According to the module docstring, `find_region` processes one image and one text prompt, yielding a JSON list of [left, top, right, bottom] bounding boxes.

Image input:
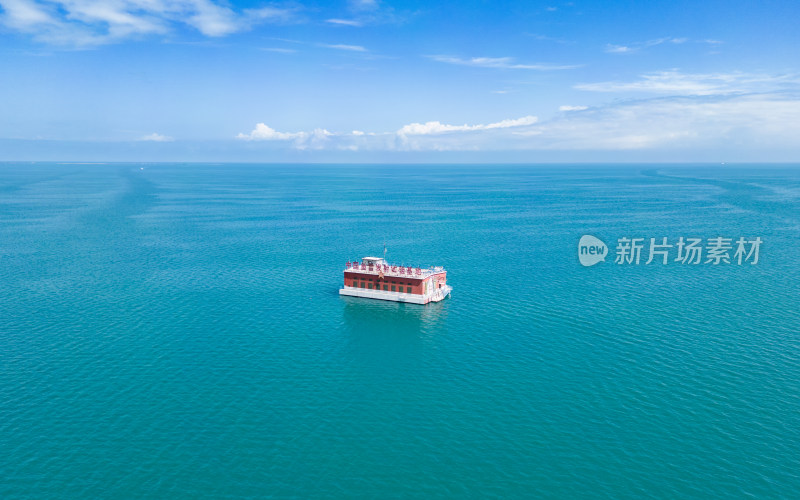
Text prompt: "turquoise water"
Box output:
[[1, 163, 799, 498]]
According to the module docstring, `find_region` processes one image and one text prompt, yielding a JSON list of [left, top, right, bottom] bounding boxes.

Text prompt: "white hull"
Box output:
[[339, 285, 451, 304]]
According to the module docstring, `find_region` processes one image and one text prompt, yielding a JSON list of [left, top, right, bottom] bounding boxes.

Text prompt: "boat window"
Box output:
[[406, 286, 412, 293], [391, 285, 396, 292]]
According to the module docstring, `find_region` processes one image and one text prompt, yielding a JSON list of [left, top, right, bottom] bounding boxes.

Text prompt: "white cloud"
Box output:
[[428, 55, 578, 70], [237, 116, 539, 152], [321, 43, 367, 52], [0, 0, 55, 29], [325, 18, 363, 27], [235, 116, 537, 151], [234, 93, 800, 153], [236, 123, 305, 141], [182, 0, 239, 36], [393, 116, 539, 151], [575, 70, 800, 95], [139, 132, 174, 142], [397, 116, 537, 136], [559, 105, 588, 111], [0, 0, 298, 46], [236, 123, 338, 150]]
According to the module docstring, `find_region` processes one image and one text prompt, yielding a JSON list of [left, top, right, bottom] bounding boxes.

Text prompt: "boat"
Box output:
[[339, 256, 452, 304]]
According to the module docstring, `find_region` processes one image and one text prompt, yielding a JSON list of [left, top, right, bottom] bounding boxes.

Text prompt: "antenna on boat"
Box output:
[[378, 241, 387, 280]]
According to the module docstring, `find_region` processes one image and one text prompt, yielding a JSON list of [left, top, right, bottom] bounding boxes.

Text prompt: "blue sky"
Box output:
[[1, 0, 799, 162]]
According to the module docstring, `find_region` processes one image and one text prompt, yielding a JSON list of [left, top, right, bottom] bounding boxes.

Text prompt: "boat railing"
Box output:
[[346, 262, 436, 276]]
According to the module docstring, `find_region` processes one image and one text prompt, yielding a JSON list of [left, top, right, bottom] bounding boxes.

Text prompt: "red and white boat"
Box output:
[[339, 256, 452, 304]]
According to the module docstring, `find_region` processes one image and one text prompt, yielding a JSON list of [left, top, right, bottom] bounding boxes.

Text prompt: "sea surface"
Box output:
[[1, 163, 799, 498]]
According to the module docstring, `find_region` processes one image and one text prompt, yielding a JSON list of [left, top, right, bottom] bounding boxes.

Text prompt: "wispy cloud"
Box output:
[[321, 43, 368, 52], [234, 92, 800, 152], [262, 38, 371, 56], [349, 0, 378, 11], [245, 7, 297, 25], [575, 70, 800, 95], [260, 47, 297, 54], [397, 116, 538, 136], [236, 115, 539, 151], [515, 94, 800, 150], [0, 0, 300, 46], [139, 132, 174, 142], [329, 0, 403, 27], [605, 37, 688, 54], [428, 55, 578, 70], [325, 18, 363, 27], [525, 33, 574, 45]]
